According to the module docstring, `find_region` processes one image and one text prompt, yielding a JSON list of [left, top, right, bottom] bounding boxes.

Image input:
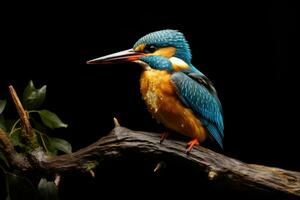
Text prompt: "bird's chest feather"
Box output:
[[140, 69, 175, 115], [140, 69, 206, 141]]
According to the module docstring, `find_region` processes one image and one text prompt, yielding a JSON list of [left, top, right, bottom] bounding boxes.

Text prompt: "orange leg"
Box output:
[[160, 132, 169, 144], [186, 138, 199, 153]]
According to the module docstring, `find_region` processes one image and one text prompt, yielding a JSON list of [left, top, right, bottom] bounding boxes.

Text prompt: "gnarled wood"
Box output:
[[1, 86, 299, 198], [39, 127, 300, 197], [2, 125, 300, 197]]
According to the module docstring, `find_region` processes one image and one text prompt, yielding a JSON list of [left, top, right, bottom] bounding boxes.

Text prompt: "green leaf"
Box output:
[[5, 172, 37, 200], [37, 133, 71, 155], [37, 133, 57, 155], [31, 118, 51, 134], [38, 110, 68, 129], [0, 99, 6, 114], [23, 80, 47, 110], [38, 178, 58, 200], [10, 129, 25, 148], [50, 137, 72, 154], [84, 161, 98, 171]]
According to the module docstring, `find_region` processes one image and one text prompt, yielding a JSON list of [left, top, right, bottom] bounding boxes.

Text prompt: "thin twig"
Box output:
[[8, 86, 35, 140], [113, 117, 120, 127], [54, 174, 61, 186]]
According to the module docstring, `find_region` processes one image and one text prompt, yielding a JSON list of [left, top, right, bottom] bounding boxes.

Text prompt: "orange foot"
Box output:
[[160, 132, 169, 144], [186, 138, 199, 153]]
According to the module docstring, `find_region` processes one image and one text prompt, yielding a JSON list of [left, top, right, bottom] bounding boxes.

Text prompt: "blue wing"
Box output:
[[171, 72, 224, 149]]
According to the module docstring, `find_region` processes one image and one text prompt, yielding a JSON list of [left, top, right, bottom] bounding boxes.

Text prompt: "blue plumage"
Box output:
[[171, 72, 224, 148], [140, 56, 173, 72], [134, 30, 192, 63], [136, 30, 224, 148], [87, 29, 224, 150]]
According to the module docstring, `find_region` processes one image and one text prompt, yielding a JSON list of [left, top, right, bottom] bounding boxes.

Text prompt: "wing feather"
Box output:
[[171, 72, 224, 148]]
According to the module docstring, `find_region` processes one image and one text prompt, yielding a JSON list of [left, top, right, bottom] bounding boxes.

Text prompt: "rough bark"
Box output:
[[2, 126, 299, 197], [1, 86, 300, 198]]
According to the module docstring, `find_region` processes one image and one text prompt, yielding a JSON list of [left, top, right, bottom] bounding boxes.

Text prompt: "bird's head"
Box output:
[[87, 29, 192, 72]]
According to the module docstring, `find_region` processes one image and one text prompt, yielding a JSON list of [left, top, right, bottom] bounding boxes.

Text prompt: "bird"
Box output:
[[87, 29, 224, 151]]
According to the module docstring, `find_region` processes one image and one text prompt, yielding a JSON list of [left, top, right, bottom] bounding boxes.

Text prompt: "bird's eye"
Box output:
[[143, 45, 157, 53]]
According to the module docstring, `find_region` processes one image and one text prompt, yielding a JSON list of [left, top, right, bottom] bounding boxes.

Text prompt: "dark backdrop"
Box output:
[[0, 1, 298, 199]]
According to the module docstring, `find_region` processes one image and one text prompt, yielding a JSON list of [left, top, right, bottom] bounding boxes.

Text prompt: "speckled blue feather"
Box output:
[[171, 72, 224, 148], [134, 30, 192, 63], [140, 56, 173, 72]]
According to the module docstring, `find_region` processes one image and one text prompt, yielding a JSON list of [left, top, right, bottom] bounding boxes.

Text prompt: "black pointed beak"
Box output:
[[86, 49, 144, 64]]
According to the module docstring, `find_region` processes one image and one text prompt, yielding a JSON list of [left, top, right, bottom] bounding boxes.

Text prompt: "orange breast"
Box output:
[[140, 69, 206, 142]]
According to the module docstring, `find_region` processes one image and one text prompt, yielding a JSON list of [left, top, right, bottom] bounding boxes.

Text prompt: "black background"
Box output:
[[0, 1, 298, 199]]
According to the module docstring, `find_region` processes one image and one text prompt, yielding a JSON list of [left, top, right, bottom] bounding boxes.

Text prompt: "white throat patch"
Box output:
[[134, 60, 151, 70], [169, 57, 189, 71]]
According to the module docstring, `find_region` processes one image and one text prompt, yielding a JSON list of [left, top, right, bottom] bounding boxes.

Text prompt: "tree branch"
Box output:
[[3, 126, 298, 197], [0, 128, 32, 169], [2, 86, 300, 197], [0, 128, 14, 153]]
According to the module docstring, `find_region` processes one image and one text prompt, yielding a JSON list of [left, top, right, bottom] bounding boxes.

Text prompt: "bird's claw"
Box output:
[[160, 132, 169, 144], [186, 138, 199, 153]]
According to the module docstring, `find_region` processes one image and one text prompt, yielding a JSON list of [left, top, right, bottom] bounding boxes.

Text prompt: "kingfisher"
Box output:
[[87, 30, 224, 151]]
